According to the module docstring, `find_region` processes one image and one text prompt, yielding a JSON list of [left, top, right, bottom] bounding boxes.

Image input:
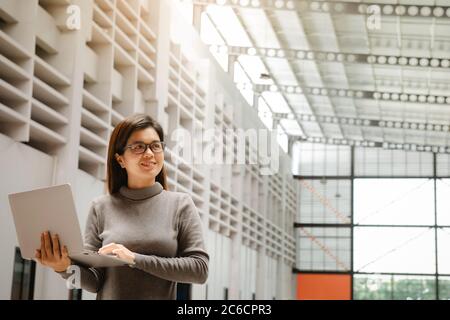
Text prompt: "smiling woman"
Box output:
[[110, 117, 167, 191], [34, 113, 209, 300]]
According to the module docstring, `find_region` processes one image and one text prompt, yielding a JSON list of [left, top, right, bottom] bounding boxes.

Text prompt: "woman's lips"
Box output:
[[140, 162, 156, 169]]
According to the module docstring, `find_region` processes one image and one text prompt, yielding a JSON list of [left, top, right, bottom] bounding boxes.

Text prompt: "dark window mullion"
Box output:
[[11, 247, 35, 300], [433, 153, 439, 299]]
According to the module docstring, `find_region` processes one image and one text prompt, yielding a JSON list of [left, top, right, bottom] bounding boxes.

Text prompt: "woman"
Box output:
[[35, 113, 209, 299]]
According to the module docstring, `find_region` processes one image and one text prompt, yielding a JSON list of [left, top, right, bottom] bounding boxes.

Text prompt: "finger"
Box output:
[[40, 233, 47, 260], [99, 247, 115, 255], [99, 242, 116, 252], [101, 242, 116, 249], [112, 249, 122, 258], [99, 243, 117, 255], [43, 231, 53, 258], [62, 245, 69, 258], [52, 234, 61, 259], [35, 249, 42, 264]]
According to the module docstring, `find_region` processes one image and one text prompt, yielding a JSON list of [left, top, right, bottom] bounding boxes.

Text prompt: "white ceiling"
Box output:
[[191, 0, 450, 148]]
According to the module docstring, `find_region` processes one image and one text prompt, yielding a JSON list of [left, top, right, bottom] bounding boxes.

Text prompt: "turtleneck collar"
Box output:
[[119, 182, 163, 201]]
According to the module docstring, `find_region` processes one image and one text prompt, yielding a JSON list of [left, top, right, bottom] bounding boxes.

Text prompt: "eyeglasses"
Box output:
[[124, 141, 165, 154]]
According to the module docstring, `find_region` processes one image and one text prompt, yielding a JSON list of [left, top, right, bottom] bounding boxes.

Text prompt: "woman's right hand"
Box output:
[[35, 231, 71, 273]]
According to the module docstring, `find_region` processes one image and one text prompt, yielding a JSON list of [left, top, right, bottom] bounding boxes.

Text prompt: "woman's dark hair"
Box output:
[[107, 113, 168, 194]]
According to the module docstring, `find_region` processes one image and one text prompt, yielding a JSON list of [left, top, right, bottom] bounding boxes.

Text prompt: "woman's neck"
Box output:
[[127, 178, 156, 189]]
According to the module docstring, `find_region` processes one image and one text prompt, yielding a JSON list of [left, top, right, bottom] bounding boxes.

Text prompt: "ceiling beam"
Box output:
[[273, 112, 450, 134], [193, 0, 450, 19], [210, 44, 450, 69], [236, 83, 450, 106], [292, 136, 450, 154]]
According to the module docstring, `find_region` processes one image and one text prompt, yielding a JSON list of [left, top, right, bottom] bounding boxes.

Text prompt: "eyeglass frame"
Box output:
[[123, 141, 166, 154]]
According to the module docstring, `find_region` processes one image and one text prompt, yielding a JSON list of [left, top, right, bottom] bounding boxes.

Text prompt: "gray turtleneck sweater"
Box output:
[[58, 182, 209, 299]]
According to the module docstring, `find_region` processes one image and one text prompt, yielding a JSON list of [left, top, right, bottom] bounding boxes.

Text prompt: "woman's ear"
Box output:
[[115, 153, 124, 168]]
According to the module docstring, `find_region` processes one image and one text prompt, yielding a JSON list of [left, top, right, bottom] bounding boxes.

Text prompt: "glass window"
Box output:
[[297, 227, 351, 272], [354, 227, 435, 274], [438, 276, 450, 300], [298, 179, 351, 224], [354, 179, 434, 225], [293, 143, 351, 177], [354, 274, 436, 300], [354, 148, 433, 177], [437, 228, 450, 274], [392, 275, 436, 300], [295, 146, 450, 299], [11, 247, 35, 300], [437, 179, 450, 225], [354, 274, 393, 300], [437, 154, 450, 177]]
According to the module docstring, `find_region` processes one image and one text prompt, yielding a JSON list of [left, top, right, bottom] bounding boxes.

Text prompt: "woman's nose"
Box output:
[[143, 146, 155, 156]]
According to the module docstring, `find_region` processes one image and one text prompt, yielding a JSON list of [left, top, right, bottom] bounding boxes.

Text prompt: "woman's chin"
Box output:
[[139, 168, 155, 175], [139, 163, 155, 171]]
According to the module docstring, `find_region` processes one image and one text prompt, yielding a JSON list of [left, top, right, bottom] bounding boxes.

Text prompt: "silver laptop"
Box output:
[[8, 184, 129, 268]]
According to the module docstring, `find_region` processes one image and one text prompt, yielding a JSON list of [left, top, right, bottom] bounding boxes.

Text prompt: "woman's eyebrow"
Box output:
[[130, 139, 159, 144]]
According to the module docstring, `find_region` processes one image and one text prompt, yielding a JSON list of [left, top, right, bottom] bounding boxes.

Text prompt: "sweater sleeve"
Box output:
[[133, 194, 209, 284], [57, 201, 105, 293]]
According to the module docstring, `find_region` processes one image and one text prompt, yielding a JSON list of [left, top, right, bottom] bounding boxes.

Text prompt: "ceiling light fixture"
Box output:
[[248, 47, 257, 55], [378, 56, 387, 64], [274, 0, 285, 9], [420, 6, 431, 16], [286, 1, 295, 9], [409, 57, 419, 66], [395, 5, 406, 15], [383, 5, 394, 14], [433, 7, 444, 16], [408, 6, 419, 16]]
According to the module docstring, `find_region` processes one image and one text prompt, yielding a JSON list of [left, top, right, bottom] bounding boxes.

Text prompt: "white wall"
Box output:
[[239, 245, 257, 299], [0, 0, 297, 300], [205, 229, 232, 299], [73, 169, 105, 300], [0, 134, 55, 299], [0, 135, 108, 300]]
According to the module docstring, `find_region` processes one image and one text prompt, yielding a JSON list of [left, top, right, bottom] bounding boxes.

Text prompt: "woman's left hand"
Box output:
[[98, 243, 136, 265]]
